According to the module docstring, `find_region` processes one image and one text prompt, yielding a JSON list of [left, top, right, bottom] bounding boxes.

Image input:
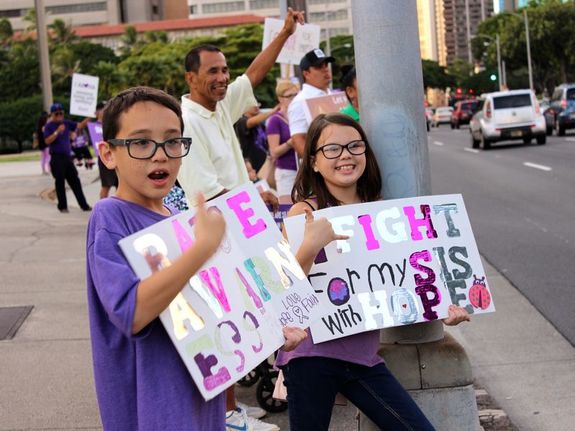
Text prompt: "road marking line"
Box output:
[[565, 137, 575, 142], [523, 162, 552, 171], [464, 148, 479, 154], [432, 141, 444, 146]]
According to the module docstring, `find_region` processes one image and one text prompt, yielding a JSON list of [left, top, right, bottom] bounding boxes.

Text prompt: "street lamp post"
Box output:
[[476, 34, 502, 91], [524, 9, 534, 90]]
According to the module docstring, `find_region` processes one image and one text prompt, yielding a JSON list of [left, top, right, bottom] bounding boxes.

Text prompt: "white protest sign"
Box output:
[[284, 195, 495, 344], [70, 73, 99, 117], [119, 183, 325, 400], [262, 18, 320, 65]]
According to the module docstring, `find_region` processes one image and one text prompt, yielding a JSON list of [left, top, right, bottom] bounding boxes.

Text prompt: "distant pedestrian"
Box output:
[[85, 101, 118, 199], [43, 103, 91, 213], [277, 113, 470, 431], [36, 111, 50, 175]]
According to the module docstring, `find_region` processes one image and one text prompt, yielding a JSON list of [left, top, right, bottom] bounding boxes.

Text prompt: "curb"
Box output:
[[476, 387, 517, 431]]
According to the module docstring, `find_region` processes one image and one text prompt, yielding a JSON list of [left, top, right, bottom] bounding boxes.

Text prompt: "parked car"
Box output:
[[539, 100, 554, 136], [432, 106, 453, 127], [450, 100, 480, 129], [425, 107, 433, 131], [548, 83, 575, 136], [469, 89, 546, 149]]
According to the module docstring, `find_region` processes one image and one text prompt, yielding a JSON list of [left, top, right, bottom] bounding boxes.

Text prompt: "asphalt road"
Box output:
[[427, 124, 575, 346]]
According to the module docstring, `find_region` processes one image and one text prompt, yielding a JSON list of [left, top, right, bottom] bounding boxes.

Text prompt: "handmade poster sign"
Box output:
[[303, 92, 349, 124], [119, 183, 324, 400], [262, 18, 320, 65], [283, 194, 495, 344]]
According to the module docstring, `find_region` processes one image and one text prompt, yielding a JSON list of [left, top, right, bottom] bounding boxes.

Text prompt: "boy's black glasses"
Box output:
[[108, 137, 192, 160], [315, 140, 367, 159]]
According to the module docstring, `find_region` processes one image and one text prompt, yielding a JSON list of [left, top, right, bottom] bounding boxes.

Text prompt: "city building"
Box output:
[[74, 14, 265, 51], [187, 0, 352, 40], [435, 0, 493, 67], [494, 0, 529, 13], [0, 0, 189, 31]]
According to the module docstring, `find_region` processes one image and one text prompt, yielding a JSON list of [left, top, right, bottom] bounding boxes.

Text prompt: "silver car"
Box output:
[[432, 106, 453, 127], [470, 89, 546, 149]]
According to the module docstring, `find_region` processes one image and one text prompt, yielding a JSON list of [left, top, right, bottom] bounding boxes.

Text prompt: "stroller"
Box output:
[[237, 354, 287, 413]]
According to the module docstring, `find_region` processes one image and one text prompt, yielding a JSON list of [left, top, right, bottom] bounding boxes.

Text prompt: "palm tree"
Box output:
[[48, 19, 77, 44]]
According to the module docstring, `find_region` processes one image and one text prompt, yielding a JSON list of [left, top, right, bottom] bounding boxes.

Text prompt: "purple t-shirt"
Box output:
[[276, 198, 383, 369], [86, 197, 224, 430], [275, 327, 383, 368], [267, 113, 297, 171], [44, 119, 77, 156]]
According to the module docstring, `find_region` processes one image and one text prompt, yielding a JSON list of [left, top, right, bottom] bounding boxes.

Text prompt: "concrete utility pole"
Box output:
[[34, 0, 53, 112], [351, 1, 480, 429]]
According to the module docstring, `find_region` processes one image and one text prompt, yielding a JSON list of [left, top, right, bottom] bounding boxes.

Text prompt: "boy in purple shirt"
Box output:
[[87, 87, 305, 430], [86, 87, 228, 430]]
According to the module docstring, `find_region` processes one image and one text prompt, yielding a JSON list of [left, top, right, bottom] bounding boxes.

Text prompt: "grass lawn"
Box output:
[[0, 152, 41, 162]]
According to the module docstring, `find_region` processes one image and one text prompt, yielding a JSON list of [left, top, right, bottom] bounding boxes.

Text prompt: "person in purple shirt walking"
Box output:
[[87, 86, 306, 430], [277, 113, 470, 431], [43, 102, 91, 213]]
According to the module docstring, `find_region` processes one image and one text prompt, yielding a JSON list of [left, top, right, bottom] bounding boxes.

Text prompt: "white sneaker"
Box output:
[[246, 415, 280, 431], [226, 408, 280, 431], [237, 401, 266, 419], [226, 408, 249, 431]]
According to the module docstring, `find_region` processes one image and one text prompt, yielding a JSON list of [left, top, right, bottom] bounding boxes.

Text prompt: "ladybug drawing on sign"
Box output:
[[469, 275, 491, 310]]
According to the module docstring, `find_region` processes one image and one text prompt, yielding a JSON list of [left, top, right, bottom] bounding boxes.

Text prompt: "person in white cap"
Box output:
[[288, 48, 335, 157]]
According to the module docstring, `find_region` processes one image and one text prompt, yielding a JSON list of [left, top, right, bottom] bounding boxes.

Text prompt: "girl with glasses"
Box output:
[[276, 113, 469, 430]]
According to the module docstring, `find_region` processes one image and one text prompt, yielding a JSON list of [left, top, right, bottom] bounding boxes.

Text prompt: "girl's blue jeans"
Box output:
[[282, 357, 435, 431]]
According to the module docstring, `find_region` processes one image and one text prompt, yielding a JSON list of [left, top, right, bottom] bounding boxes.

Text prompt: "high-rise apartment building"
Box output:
[[435, 0, 493, 66], [0, 0, 188, 31]]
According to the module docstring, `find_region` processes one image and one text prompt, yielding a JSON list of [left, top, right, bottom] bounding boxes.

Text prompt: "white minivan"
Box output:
[[470, 89, 546, 149]]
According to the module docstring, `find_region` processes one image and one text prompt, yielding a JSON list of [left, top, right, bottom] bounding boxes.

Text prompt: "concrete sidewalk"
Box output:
[[0, 160, 573, 430]]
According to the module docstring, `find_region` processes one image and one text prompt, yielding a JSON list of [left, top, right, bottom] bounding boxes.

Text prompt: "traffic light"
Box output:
[[490, 74, 497, 81]]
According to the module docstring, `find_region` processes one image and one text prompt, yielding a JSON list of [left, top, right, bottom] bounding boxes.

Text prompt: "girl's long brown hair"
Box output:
[[291, 113, 382, 209]]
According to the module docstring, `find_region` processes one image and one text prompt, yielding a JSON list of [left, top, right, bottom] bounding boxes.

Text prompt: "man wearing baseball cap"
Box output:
[[43, 102, 91, 213], [288, 48, 335, 156]]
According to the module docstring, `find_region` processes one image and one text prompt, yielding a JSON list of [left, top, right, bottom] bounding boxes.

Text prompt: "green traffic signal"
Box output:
[[490, 74, 497, 81]]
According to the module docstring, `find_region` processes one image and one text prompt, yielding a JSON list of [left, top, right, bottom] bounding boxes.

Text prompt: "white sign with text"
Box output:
[[284, 195, 495, 343], [119, 183, 325, 400], [70, 73, 99, 117], [262, 18, 320, 65]]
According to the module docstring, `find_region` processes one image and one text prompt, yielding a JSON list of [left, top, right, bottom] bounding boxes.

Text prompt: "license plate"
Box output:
[[510, 130, 523, 137]]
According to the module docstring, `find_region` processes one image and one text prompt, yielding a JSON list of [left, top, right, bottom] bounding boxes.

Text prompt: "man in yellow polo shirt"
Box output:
[[178, 8, 304, 210], [177, 8, 305, 431]]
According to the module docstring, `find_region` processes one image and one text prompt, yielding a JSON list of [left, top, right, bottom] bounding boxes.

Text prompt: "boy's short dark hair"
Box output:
[[102, 87, 184, 141], [184, 44, 222, 73]]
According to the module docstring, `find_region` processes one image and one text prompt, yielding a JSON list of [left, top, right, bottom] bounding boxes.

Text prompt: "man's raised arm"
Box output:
[[245, 8, 305, 88]]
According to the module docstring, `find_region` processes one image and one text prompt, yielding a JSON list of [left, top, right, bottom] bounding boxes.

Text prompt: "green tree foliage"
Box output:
[[0, 18, 13, 46], [0, 95, 44, 153], [0, 40, 40, 101], [48, 18, 78, 44], [423, 60, 456, 90], [473, 0, 575, 94]]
